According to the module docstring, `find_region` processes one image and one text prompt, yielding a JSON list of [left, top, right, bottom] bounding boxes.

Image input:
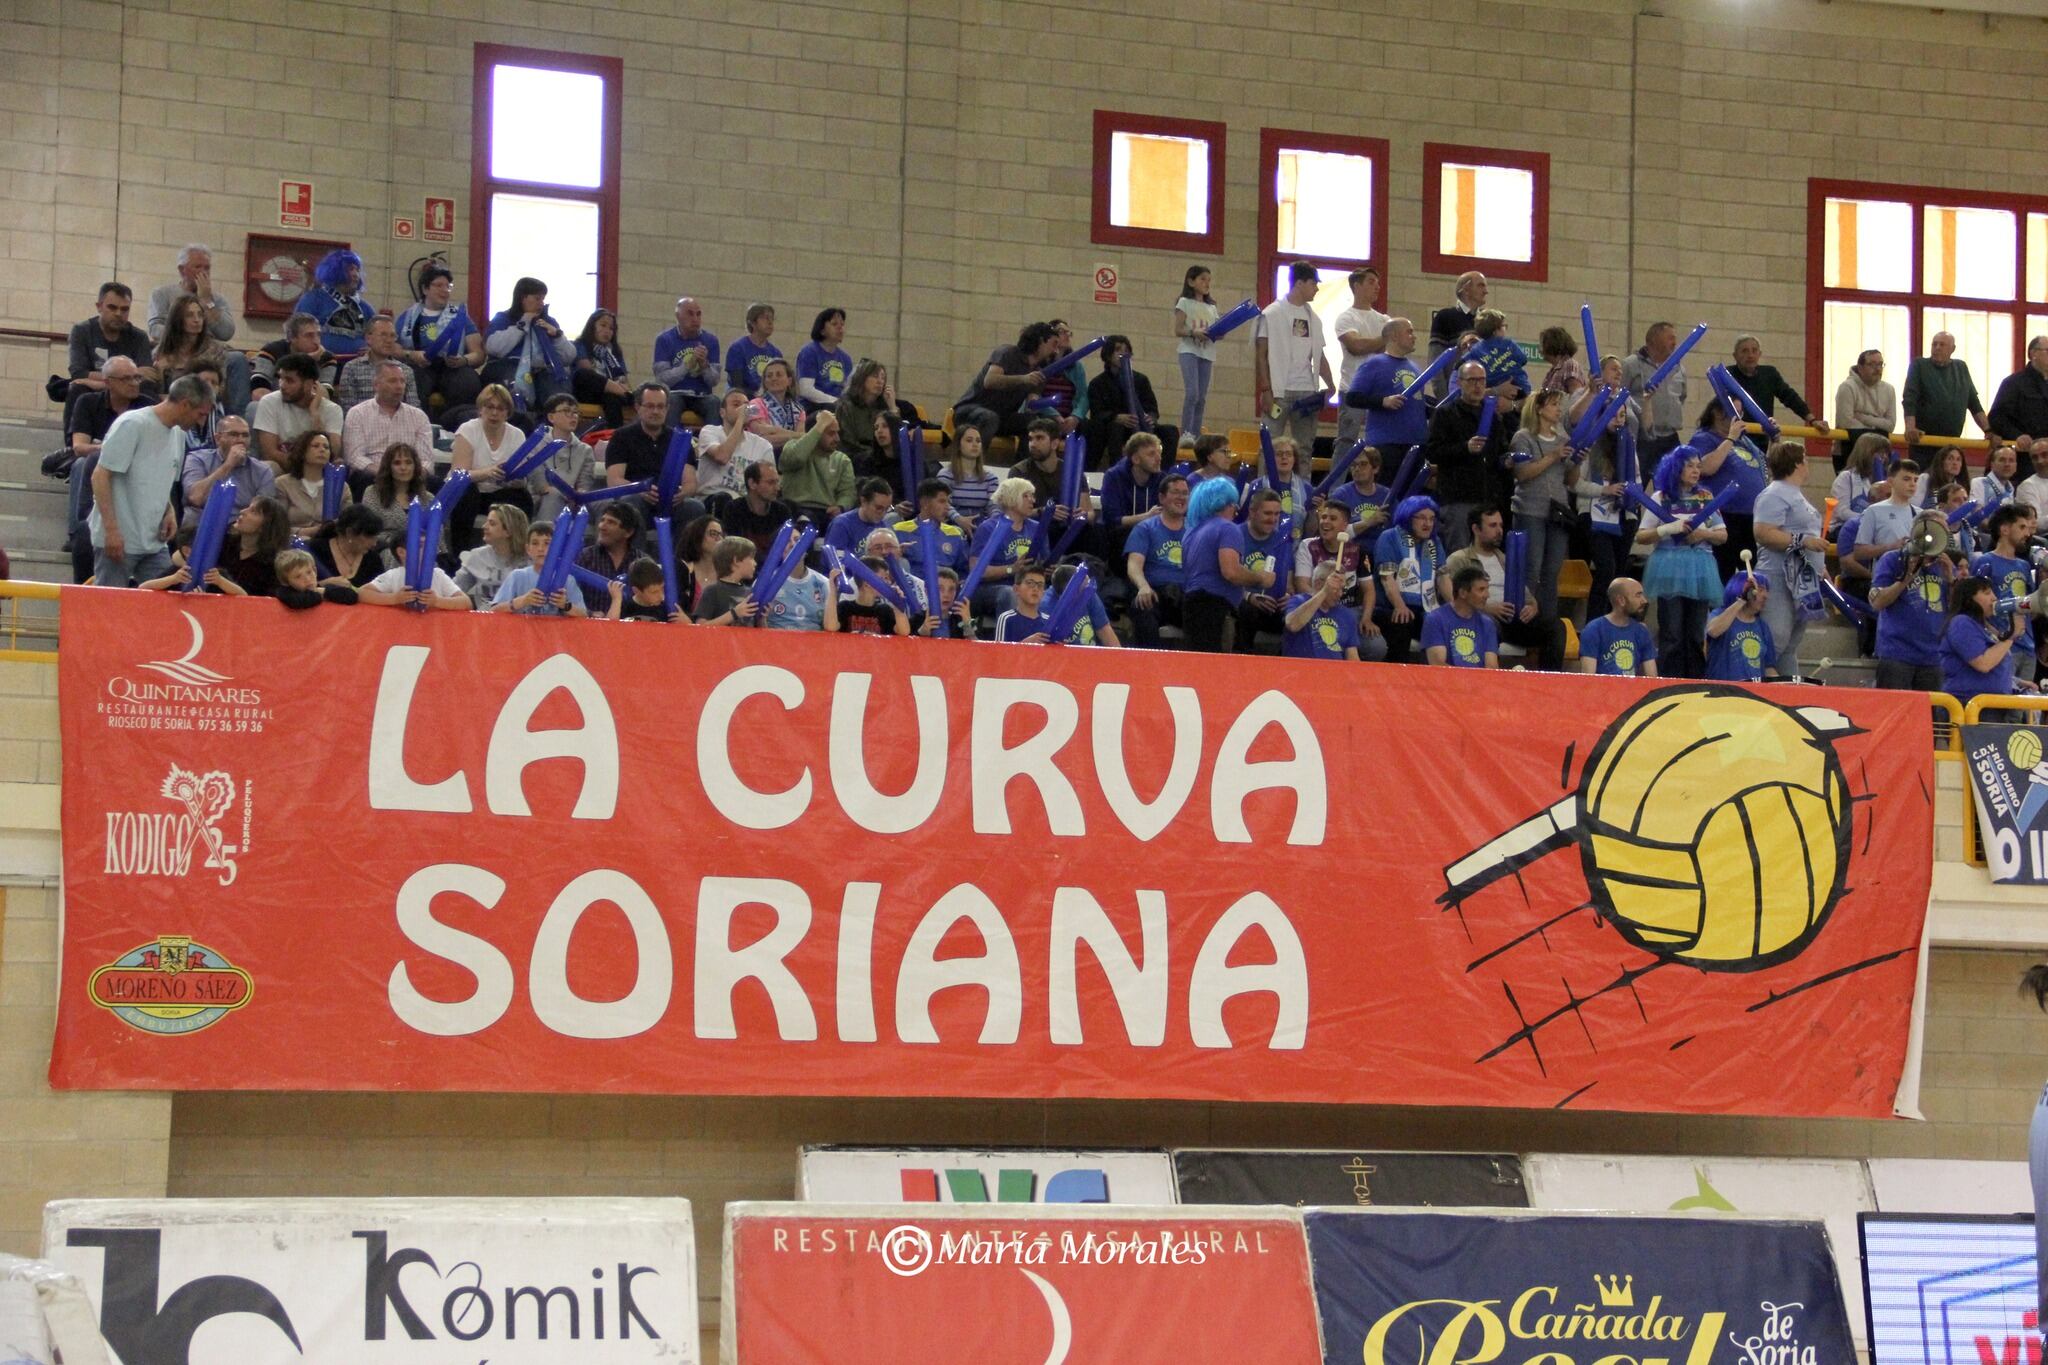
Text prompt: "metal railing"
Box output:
[[0, 581, 58, 663]]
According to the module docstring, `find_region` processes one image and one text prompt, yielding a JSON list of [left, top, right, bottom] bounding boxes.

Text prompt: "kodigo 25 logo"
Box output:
[[102, 763, 252, 885]]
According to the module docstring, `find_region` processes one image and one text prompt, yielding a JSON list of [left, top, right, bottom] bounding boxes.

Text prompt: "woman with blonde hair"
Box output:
[[964, 476, 1043, 617], [1507, 387, 1578, 623], [1830, 431, 1890, 517]]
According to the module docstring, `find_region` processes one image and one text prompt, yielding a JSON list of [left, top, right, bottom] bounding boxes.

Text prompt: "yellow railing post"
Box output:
[[0, 581, 60, 663]]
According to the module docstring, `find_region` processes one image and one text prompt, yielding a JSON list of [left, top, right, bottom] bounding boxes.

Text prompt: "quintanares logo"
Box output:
[[88, 935, 253, 1035], [98, 610, 270, 733], [103, 763, 250, 885]]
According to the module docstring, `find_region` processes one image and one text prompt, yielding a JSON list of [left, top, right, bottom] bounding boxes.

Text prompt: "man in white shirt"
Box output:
[[2018, 444, 2048, 521], [252, 353, 344, 465], [341, 359, 435, 479], [1332, 266, 1389, 451], [1254, 261, 1335, 455], [692, 388, 776, 501]]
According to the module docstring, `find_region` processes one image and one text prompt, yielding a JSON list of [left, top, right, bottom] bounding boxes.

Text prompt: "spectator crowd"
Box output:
[[49, 245, 2048, 703]]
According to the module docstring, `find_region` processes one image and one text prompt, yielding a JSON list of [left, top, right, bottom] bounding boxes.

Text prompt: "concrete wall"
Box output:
[[4, 0, 2046, 421]]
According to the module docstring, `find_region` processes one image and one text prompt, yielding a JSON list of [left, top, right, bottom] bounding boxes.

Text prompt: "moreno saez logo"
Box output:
[[99, 609, 271, 734], [87, 934, 253, 1035], [103, 762, 252, 884], [67, 1225, 666, 1357]]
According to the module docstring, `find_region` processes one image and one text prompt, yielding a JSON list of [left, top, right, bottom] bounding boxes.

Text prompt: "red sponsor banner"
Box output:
[[724, 1206, 1321, 1363], [51, 589, 1933, 1115]]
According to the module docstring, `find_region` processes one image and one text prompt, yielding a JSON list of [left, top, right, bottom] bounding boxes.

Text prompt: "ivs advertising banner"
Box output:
[[722, 1204, 1320, 1363], [43, 1197, 698, 1364], [797, 1146, 1178, 1204], [1305, 1210, 1856, 1365], [52, 590, 1934, 1114]]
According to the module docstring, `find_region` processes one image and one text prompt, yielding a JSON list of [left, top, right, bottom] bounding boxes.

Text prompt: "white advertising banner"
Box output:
[[1866, 1158, 2033, 1214], [796, 1146, 1177, 1204], [1525, 1153, 1875, 1347], [43, 1197, 698, 1364]]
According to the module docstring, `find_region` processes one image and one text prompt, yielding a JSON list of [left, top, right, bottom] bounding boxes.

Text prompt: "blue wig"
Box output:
[[1722, 569, 1766, 608], [313, 249, 362, 290], [1186, 476, 1239, 528], [1392, 494, 1439, 533], [1652, 447, 1698, 504]]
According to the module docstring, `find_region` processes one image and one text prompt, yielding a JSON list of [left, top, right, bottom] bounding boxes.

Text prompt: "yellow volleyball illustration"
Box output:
[[2010, 729, 2043, 774], [1577, 689, 1849, 968], [1443, 686, 1855, 974]]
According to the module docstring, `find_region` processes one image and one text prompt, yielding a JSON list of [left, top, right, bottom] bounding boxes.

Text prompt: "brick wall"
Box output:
[[4, 0, 2046, 423]]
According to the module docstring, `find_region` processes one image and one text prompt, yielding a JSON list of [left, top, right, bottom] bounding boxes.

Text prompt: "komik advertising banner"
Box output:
[[43, 1197, 698, 1364], [721, 1203, 1321, 1363], [1305, 1209, 1856, 1365], [1524, 1153, 1876, 1347], [796, 1146, 1177, 1204], [1859, 1213, 2038, 1365], [1171, 1150, 1527, 1208], [54, 591, 1933, 1115]]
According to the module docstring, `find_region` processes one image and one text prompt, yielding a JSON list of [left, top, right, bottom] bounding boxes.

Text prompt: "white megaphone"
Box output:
[[1907, 512, 1953, 560]]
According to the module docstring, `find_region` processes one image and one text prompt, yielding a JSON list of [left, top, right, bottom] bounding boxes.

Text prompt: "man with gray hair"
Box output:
[[181, 414, 275, 523], [341, 357, 433, 477], [147, 244, 249, 414], [1987, 336, 2048, 456], [1621, 321, 1689, 461], [335, 316, 423, 409], [252, 311, 334, 398], [91, 375, 214, 587], [1902, 330, 1990, 464], [1728, 334, 1822, 434]]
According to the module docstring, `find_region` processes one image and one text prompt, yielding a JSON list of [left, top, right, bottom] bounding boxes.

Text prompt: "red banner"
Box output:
[[51, 589, 1933, 1115], [724, 1208, 1323, 1363]]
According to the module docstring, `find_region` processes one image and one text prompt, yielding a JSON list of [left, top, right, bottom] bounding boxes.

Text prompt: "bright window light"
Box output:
[[491, 64, 604, 189], [1109, 131, 1209, 235], [488, 193, 599, 331]]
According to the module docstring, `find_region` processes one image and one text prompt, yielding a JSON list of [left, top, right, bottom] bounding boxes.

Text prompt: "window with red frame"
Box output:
[[469, 44, 622, 333], [1255, 128, 1391, 400], [1090, 110, 1226, 255], [1421, 143, 1549, 284], [1808, 178, 2048, 437]]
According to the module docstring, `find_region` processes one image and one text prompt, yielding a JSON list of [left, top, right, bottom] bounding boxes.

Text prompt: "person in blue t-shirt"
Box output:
[[796, 307, 854, 412], [725, 303, 782, 398], [1126, 473, 1190, 648], [1422, 564, 1500, 667], [1973, 504, 2040, 686], [1689, 399, 1769, 579], [1344, 318, 1430, 462], [1941, 575, 2028, 705], [1050, 562, 1120, 646], [650, 296, 721, 424], [993, 561, 1052, 643], [1577, 577, 1658, 676], [1235, 489, 1293, 651], [825, 478, 897, 556], [1871, 543, 1957, 690], [1283, 561, 1363, 662], [1704, 570, 1777, 682], [1182, 477, 1271, 652], [1466, 310, 1530, 399], [1327, 445, 1393, 531]]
